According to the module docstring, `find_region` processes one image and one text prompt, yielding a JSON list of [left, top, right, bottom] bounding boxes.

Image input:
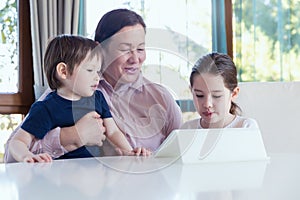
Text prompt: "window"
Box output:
[[0, 0, 33, 157], [232, 0, 300, 81], [0, 0, 34, 114], [0, 0, 17, 93]]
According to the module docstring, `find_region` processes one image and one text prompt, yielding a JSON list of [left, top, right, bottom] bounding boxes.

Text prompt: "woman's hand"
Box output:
[[60, 111, 106, 151], [76, 111, 106, 147]]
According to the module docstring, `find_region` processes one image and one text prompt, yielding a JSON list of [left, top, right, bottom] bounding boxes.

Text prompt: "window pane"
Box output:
[[86, 0, 212, 100], [0, 114, 22, 158], [232, 0, 300, 82], [0, 0, 18, 93], [0, 0, 32, 159]]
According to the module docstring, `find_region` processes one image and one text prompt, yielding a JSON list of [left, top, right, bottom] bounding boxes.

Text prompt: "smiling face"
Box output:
[[191, 73, 239, 128], [58, 52, 102, 100], [101, 24, 146, 87]]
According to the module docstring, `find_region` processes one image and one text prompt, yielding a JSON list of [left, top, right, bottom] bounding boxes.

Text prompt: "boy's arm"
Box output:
[[103, 118, 133, 152], [103, 118, 152, 156], [9, 128, 52, 163], [4, 112, 106, 163], [9, 128, 39, 162]]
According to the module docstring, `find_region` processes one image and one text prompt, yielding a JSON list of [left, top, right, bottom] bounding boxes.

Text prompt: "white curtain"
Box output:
[[29, 0, 81, 99]]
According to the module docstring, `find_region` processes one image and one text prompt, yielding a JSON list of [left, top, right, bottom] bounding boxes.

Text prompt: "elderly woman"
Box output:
[[5, 8, 182, 162]]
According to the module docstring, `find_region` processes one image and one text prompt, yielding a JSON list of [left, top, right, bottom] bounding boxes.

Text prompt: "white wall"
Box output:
[[236, 81, 300, 154]]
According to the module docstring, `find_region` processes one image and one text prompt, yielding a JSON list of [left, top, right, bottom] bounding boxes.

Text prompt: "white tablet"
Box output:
[[154, 128, 269, 164]]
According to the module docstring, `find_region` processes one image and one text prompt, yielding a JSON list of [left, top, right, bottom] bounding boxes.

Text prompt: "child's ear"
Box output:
[[232, 86, 240, 99], [56, 62, 68, 79]]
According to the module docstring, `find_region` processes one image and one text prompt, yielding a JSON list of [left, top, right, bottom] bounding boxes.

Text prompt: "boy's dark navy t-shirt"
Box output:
[[21, 90, 112, 159]]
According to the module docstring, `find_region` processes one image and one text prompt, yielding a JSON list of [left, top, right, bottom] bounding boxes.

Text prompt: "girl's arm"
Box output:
[[9, 129, 52, 162]]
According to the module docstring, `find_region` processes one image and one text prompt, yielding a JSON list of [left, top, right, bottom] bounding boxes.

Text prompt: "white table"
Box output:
[[0, 154, 299, 200]]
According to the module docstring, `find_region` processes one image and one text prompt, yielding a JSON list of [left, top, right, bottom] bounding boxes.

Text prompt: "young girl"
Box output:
[[9, 35, 150, 163], [181, 52, 258, 129]]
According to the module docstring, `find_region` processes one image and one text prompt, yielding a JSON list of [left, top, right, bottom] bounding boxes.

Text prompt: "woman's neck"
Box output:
[[103, 73, 117, 88]]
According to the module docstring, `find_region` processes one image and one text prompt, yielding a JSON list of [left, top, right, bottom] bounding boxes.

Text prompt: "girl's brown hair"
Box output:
[[190, 52, 241, 115]]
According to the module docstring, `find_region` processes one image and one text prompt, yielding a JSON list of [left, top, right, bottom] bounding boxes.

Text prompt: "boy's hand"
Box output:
[[115, 147, 152, 156], [132, 147, 152, 156], [23, 153, 52, 163]]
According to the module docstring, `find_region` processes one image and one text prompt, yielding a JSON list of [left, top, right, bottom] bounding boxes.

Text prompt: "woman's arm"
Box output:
[[164, 90, 183, 135], [60, 111, 107, 151]]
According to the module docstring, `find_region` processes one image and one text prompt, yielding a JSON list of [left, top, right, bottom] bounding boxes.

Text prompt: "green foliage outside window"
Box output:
[[0, 0, 17, 72], [0, 0, 19, 132], [233, 0, 300, 82]]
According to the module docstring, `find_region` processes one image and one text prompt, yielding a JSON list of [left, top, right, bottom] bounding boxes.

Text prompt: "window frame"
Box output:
[[0, 0, 34, 114], [225, 0, 233, 58]]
